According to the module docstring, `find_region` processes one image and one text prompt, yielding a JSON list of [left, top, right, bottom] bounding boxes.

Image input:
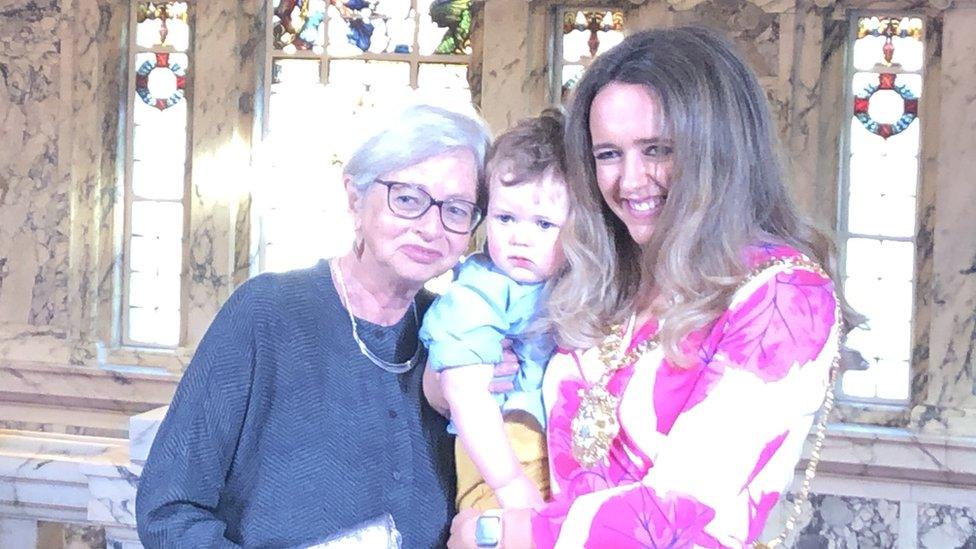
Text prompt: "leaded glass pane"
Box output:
[[562, 10, 624, 63], [844, 238, 915, 283], [132, 160, 186, 200], [562, 64, 585, 96], [132, 123, 187, 163], [128, 307, 180, 347], [325, 1, 415, 56], [262, 202, 353, 272], [841, 359, 910, 400], [849, 152, 917, 201], [841, 369, 874, 399], [846, 186, 916, 237], [414, 63, 471, 110], [273, 0, 327, 54], [128, 273, 181, 318], [417, 0, 472, 55], [272, 58, 321, 86], [848, 117, 919, 160], [134, 52, 189, 112], [559, 10, 624, 100], [135, 1, 190, 51], [129, 232, 183, 275], [128, 200, 184, 344], [847, 319, 912, 362], [131, 201, 184, 241], [845, 276, 914, 326], [874, 360, 910, 400], [268, 59, 324, 139], [328, 58, 410, 88], [852, 17, 923, 72], [417, 62, 467, 90]]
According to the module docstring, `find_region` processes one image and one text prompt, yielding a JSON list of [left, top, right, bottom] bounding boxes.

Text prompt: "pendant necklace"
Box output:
[[331, 259, 421, 374]]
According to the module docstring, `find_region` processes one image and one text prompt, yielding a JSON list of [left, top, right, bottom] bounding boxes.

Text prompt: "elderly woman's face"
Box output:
[[589, 81, 674, 246], [355, 149, 478, 286]]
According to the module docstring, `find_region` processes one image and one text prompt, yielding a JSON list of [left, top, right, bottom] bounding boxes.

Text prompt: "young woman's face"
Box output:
[[588, 81, 674, 246]]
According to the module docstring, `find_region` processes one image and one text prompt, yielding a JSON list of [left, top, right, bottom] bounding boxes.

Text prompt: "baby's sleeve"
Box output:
[[419, 258, 513, 371]]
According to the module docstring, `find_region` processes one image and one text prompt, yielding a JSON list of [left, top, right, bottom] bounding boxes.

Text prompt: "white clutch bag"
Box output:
[[302, 513, 402, 549]]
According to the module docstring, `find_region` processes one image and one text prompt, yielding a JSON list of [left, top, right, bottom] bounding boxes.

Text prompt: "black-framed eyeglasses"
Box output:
[[374, 179, 482, 234]]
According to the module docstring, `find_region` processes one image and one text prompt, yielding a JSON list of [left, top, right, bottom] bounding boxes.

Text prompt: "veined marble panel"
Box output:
[[918, 504, 976, 549], [128, 406, 166, 463], [183, 0, 263, 348], [0, 0, 71, 332], [479, 0, 548, 133], [794, 494, 900, 549], [81, 461, 141, 528], [924, 7, 976, 421], [65, 0, 128, 351]]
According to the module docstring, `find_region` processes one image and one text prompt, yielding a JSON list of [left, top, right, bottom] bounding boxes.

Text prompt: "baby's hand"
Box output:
[[493, 473, 545, 510], [489, 339, 521, 394]]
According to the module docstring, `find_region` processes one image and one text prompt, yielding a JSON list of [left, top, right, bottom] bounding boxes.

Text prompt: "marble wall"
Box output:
[[0, 0, 71, 345], [1, 0, 976, 548]]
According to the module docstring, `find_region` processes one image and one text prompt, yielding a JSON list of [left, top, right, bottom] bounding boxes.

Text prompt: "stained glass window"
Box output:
[[123, 1, 191, 347], [554, 9, 625, 102], [261, 0, 473, 273], [839, 16, 924, 401]]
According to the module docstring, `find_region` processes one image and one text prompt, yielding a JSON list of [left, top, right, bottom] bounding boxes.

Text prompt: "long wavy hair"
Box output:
[[547, 26, 858, 364]]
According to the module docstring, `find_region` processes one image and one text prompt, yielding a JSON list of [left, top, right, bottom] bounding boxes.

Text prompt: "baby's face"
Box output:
[[485, 170, 569, 284]]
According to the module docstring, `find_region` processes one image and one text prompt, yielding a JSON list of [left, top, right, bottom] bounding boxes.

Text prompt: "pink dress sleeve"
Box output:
[[532, 262, 838, 548]]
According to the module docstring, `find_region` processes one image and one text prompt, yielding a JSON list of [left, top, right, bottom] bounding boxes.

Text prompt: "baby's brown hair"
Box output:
[[486, 108, 567, 189]]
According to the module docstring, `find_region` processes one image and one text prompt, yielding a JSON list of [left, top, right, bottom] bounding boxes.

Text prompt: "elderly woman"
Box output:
[[136, 105, 491, 548], [448, 27, 858, 548]]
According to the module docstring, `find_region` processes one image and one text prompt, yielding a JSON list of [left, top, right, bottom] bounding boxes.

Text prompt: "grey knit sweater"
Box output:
[[136, 260, 455, 548]]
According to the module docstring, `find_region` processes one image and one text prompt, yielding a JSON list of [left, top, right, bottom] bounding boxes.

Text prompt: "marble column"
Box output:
[[912, 5, 976, 434], [64, 0, 129, 364], [478, 0, 550, 133], [183, 1, 262, 348]]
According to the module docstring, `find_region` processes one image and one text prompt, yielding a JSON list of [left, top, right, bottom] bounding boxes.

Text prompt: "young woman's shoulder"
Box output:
[[742, 242, 816, 270]]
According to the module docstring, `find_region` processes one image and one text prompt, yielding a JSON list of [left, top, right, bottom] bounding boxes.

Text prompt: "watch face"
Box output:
[[475, 515, 502, 548]]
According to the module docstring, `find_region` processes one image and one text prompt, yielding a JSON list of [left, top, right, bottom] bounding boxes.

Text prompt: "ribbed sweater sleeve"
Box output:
[[136, 278, 259, 548]]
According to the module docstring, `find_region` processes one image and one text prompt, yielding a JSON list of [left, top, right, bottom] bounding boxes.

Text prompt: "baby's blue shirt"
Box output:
[[419, 253, 554, 432]]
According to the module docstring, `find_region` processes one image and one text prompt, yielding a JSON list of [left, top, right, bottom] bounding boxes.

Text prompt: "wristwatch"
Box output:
[[474, 509, 503, 548]]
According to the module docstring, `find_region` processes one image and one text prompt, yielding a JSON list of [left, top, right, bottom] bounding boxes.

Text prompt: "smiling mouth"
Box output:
[[623, 196, 667, 217]]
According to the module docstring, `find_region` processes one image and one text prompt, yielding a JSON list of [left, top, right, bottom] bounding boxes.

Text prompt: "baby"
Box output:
[[420, 109, 569, 511]]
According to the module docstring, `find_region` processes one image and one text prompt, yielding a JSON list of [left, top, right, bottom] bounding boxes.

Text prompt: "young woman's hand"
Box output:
[[447, 508, 537, 549], [446, 508, 480, 549]]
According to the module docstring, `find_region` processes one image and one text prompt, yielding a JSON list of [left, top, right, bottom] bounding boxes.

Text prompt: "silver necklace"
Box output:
[[330, 259, 421, 374]]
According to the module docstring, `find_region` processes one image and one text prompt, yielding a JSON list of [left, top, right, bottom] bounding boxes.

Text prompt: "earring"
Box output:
[[353, 232, 365, 258]]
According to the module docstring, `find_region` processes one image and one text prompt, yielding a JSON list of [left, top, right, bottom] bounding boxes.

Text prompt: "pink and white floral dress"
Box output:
[[531, 245, 839, 548]]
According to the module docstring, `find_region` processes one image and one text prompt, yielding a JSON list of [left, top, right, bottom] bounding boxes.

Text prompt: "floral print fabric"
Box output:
[[532, 246, 839, 548]]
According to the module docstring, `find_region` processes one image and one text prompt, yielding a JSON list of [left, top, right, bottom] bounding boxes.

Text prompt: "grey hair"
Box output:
[[343, 104, 492, 209], [547, 26, 859, 364]]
